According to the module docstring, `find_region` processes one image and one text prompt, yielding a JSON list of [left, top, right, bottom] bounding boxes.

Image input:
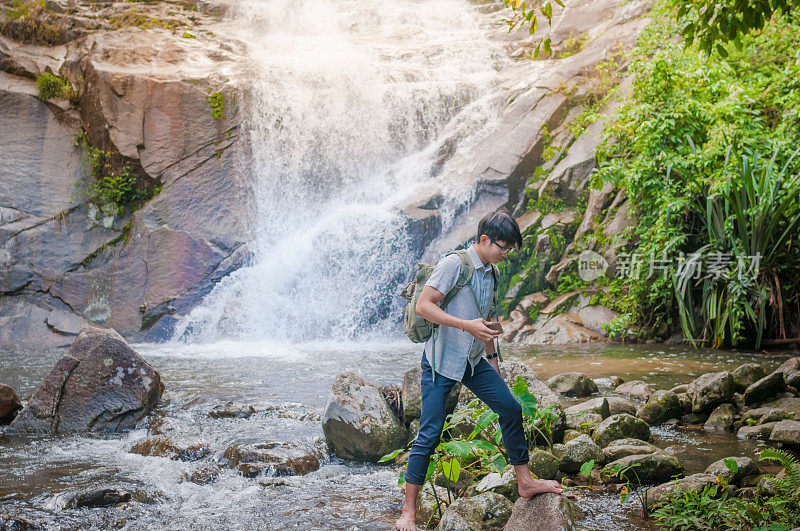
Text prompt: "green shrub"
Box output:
[[36, 72, 66, 101]]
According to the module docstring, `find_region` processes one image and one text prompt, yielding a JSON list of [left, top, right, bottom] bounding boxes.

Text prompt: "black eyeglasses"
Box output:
[[489, 237, 515, 254]]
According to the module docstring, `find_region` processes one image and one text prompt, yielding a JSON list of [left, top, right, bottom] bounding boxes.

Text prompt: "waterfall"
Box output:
[[174, 0, 508, 343]]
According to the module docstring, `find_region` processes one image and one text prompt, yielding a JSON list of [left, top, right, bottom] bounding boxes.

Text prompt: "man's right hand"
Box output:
[[463, 318, 501, 343]]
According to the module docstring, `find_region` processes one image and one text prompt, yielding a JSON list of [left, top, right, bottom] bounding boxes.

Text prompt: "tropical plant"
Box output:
[[673, 147, 800, 349], [608, 461, 651, 517]]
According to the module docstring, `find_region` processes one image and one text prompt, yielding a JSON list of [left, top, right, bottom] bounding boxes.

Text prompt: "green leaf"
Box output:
[[441, 457, 461, 483], [580, 459, 595, 478], [723, 458, 739, 474], [398, 470, 406, 486], [378, 447, 406, 463], [716, 43, 728, 58], [424, 460, 436, 484], [443, 440, 474, 457]]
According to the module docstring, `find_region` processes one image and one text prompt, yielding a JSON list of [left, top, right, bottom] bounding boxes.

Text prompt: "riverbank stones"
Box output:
[[0, 384, 22, 425], [687, 372, 735, 413], [601, 452, 683, 484], [636, 391, 682, 425], [614, 381, 653, 402], [743, 371, 785, 406], [592, 414, 651, 448], [704, 403, 737, 430], [546, 372, 598, 397]]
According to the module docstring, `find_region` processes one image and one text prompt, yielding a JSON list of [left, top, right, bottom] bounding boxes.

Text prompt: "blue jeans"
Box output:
[[404, 352, 529, 485]]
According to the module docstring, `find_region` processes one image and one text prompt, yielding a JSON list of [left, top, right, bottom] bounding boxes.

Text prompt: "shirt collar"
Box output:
[[467, 244, 489, 271]]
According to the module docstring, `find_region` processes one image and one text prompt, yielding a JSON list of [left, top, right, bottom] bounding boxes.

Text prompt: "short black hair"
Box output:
[[477, 209, 523, 249]]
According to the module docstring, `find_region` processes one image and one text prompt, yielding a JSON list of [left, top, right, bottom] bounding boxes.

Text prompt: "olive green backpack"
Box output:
[[400, 249, 500, 344]]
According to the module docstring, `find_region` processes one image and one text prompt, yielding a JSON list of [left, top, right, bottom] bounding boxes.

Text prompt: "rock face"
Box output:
[[503, 493, 582, 531], [546, 372, 598, 397], [437, 492, 513, 531], [0, 383, 22, 424], [0, 5, 250, 348], [322, 372, 407, 463], [687, 372, 735, 413], [7, 327, 163, 433], [592, 414, 650, 448]]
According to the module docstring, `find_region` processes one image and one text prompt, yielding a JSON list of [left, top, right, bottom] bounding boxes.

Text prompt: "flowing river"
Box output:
[[1, 0, 796, 529]]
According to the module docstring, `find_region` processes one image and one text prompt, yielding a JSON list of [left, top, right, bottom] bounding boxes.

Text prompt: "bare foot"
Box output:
[[518, 478, 564, 498], [395, 509, 416, 531]]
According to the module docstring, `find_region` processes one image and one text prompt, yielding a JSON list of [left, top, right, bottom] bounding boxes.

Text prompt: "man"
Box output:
[[395, 210, 562, 531]]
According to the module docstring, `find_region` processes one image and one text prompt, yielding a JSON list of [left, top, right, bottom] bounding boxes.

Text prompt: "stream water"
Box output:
[[0, 342, 792, 529]]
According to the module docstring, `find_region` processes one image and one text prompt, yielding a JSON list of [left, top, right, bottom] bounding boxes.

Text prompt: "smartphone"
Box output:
[[486, 321, 504, 334]]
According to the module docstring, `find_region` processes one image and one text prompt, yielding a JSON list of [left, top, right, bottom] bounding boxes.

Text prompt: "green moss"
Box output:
[[208, 90, 226, 120], [35, 72, 65, 101]]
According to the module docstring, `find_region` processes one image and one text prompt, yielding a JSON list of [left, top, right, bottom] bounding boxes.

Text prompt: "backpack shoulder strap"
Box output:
[[440, 249, 473, 309]]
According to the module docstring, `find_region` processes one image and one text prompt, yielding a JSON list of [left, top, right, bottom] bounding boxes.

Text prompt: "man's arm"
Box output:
[[416, 285, 499, 344], [484, 313, 500, 372]]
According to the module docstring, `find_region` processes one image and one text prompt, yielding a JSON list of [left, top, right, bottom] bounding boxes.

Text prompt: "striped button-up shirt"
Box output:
[[423, 245, 494, 382]]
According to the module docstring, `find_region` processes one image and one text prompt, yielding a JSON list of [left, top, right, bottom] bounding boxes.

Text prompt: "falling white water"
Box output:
[[174, 0, 509, 343]]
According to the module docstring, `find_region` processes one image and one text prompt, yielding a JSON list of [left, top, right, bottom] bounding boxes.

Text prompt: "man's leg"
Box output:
[[396, 354, 456, 531], [462, 359, 563, 498]]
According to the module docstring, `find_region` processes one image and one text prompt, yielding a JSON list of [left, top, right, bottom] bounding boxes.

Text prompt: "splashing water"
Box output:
[[175, 0, 509, 343]]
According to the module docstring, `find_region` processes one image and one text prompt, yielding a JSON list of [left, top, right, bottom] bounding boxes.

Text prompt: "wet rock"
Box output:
[[0, 513, 46, 530], [564, 397, 610, 419], [553, 434, 605, 473], [566, 411, 603, 434], [546, 372, 598, 397], [705, 457, 759, 484], [737, 422, 778, 440], [438, 492, 513, 531], [777, 357, 800, 389], [475, 469, 518, 500], [733, 392, 745, 411], [669, 384, 689, 394], [529, 447, 560, 480], [130, 436, 208, 462], [7, 328, 164, 434], [417, 482, 447, 524], [704, 403, 737, 430], [677, 393, 692, 412], [614, 381, 653, 402], [768, 420, 800, 446], [636, 391, 682, 426], [592, 414, 651, 448], [687, 372, 735, 413], [601, 452, 683, 484], [322, 371, 407, 463], [65, 488, 131, 508], [401, 366, 422, 421], [183, 464, 220, 485], [503, 493, 582, 531], [731, 364, 767, 392], [757, 409, 792, 424], [563, 429, 582, 442], [743, 371, 785, 406], [609, 376, 625, 388], [224, 441, 321, 477], [606, 397, 638, 416], [208, 402, 257, 419], [759, 397, 800, 418], [602, 438, 659, 462], [647, 473, 718, 507], [0, 383, 22, 424], [680, 412, 708, 425]]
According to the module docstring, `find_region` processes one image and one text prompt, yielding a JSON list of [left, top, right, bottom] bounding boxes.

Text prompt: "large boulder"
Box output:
[[768, 420, 800, 446], [615, 381, 653, 402], [130, 436, 208, 462], [322, 371, 407, 462], [606, 396, 638, 416], [546, 372, 598, 397], [401, 365, 458, 422], [636, 391, 682, 426], [566, 411, 603, 434], [553, 434, 605, 473], [731, 364, 767, 393], [564, 397, 610, 419], [592, 414, 650, 448], [647, 474, 718, 507], [703, 403, 737, 430], [437, 492, 513, 531], [0, 383, 22, 424], [7, 327, 163, 433], [601, 452, 684, 484], [602, 438, 660, 461], [687, 372, 735, 413], [737, 422, 778, 440], [503, 493, 582, 531], [743, 371, 785, 406]]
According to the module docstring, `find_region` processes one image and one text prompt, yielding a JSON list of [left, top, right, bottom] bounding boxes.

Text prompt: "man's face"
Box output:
[[479, 235, 515, 264]]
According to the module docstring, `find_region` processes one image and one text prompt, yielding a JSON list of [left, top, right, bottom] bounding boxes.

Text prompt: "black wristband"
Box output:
[[486, 353, 499, 360]]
